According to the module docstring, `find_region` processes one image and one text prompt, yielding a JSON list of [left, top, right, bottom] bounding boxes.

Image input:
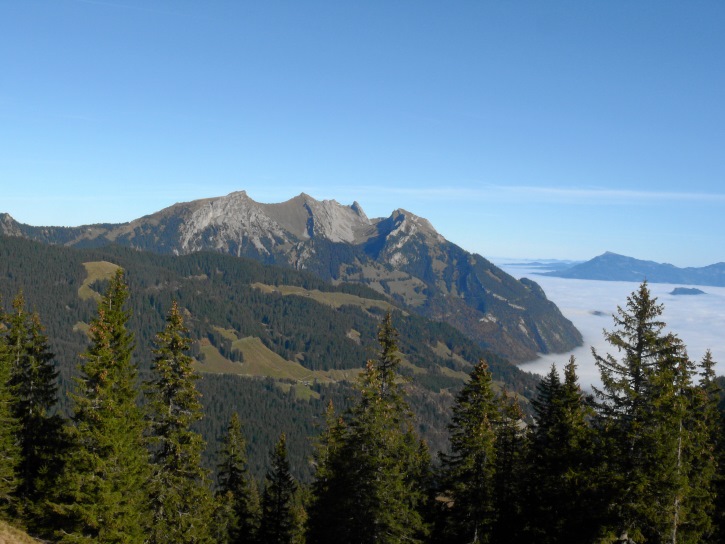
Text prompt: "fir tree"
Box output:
[[679, 350, 719, 542], [592, 282, 714, 542], [259, 433, 298, 544], [526, 358, 599, 543], [5, 293, 64, 514], [492, 388, 527, 544], [306, 312, 428, 544], [216, 411, 258, 543], [436, 360, 499, 543], [0, 298, 20, 516], [306, 401, 348, 543], [145, 301, 214, 544], [51, 269, 148, 543]]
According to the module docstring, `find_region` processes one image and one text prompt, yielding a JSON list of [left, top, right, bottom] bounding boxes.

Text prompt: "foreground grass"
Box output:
[[0, 520, 42, 544]]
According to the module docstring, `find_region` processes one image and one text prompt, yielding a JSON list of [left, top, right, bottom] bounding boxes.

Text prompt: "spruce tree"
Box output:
[[492, 388, 527, 544], [51, 269, 148, 543], [709, 352, 725, 542], [145, 301, 213, 544], [259, 433, 298, 544], [216, 411, 258, 543], [436, 360, 499, 543], [526, 358, 599, 543], [305, 401, 348, 543], [306, 312, 428, 544], [680, 350, 719, 542], [5, 293, 64, 514], [592, 282, 713, 542], [0, 298, 20, 516]]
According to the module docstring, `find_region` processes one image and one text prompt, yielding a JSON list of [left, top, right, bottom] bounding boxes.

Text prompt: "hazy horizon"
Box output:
[[497, 261, 725, 389], [2, 2, 724, 268]]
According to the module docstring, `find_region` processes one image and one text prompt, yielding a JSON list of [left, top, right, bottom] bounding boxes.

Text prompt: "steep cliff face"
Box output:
[[0, 191, 582, 362]]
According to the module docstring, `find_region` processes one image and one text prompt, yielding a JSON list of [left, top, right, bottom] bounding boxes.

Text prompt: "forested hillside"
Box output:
[[0, 272, 723, 543], [0, 191, 583, 364], [0, 235, 536, 480]]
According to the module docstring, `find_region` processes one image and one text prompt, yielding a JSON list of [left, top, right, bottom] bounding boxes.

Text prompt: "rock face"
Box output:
[[1, 191, 582, 362]]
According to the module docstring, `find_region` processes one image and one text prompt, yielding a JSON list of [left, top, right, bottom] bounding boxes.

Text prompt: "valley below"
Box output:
[[499, 259, 725, 389]]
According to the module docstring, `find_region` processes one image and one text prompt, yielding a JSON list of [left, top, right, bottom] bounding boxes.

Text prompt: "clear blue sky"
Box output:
[[2, 1, 723, 267]]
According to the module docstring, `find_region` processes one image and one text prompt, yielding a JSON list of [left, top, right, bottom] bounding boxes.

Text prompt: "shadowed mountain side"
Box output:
[[0, 191, 581, 362]]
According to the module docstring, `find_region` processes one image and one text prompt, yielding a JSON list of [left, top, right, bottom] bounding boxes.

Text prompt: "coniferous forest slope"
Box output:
[[0, 234, 535, 479], [0, 191, 582, 363], [1, 258, 723, 543]]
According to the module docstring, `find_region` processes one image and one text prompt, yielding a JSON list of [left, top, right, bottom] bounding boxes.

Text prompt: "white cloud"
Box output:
[[498, 264, 725, 390]]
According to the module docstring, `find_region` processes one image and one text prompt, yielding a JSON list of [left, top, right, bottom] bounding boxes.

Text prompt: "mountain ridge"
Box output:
[[543, 251, 725, 286], [0, 191, 582, 363]]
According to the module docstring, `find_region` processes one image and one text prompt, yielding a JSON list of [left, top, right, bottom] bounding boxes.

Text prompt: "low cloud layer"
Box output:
[[499, 262, 725, 390]]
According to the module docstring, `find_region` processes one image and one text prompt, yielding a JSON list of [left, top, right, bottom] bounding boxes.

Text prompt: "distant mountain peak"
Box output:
[[0, 213, 21, 236], [0, 190, 583, 362], [545, 252, 725, 287]]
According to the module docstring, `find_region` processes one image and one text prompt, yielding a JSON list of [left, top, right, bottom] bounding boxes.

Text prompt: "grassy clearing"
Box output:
[[194, 342, 244, 375], [72, 321, 90, 336], [430, 342, 474, 371], [251, 283, 394, 312], [195, 332, 336, 385], [399, 358, 427, 375], [438, 366, 471, 381], [383, 276, 428, 307], [195, 333, 331, 400], [275, 382, 321, 400], [78, 261, 121, 301], [0, 520, 42, 543]]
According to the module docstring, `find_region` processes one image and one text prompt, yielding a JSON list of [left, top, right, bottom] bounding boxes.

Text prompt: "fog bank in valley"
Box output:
[[497, 261, 725, 390]]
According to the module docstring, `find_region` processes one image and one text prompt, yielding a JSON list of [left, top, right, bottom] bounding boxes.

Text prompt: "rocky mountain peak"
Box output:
[[0, 213, 22, 237], [1, 190, 583, 362], [381, 208, 444, 246], [299, 195, 371, 244], [175, 191, 375, 254]]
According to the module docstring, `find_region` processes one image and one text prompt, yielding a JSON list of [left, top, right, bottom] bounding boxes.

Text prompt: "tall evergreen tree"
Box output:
[[0, 297, 20, 516], [306, 312, 428, 544], [50, 269, 149, 543], [5, 293, 65, 514], [259, 433, 298, 544], [491, 388, 527, 544], [709, 353, 725, 543], [436, 360, 499, 543], [216, 411, 258, 544], [679, 350, 719, 542], [145, 300, 214, 544], [305, 401, 348, 543], [526, 358, 599, 543], [592, 282, 714, 543]]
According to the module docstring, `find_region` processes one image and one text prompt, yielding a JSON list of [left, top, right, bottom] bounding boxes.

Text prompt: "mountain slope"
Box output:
[[0, 234, 539, 479], [543, 251, 725, 286], [0, 191, 582, 362]]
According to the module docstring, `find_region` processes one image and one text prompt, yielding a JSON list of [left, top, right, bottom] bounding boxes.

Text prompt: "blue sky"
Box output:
[[1, 1, 723, 267]]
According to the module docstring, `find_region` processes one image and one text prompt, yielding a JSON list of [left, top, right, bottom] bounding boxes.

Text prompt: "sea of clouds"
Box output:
[[495, 260, 725, 391]]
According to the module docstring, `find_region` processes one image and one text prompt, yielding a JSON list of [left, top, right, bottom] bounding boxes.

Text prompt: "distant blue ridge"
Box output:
[[542, 252, 725, 287]]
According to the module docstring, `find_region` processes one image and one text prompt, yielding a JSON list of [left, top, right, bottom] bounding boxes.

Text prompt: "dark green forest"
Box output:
[[1, 236, 724, 542], [0, 235, 537, 480]]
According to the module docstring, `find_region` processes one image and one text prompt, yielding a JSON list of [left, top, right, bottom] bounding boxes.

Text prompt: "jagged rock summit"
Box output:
[[177, 191, 375, 253], [1, 191, 582, 362]]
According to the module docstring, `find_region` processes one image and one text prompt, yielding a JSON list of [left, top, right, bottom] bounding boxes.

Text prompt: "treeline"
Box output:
[[0, 235, 539, 480], [1, 274, 724, 543], [0, 235, 535, 399]]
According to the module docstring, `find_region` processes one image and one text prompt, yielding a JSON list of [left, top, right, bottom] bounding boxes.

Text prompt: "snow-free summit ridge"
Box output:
[[0, 191, 582, 363]]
